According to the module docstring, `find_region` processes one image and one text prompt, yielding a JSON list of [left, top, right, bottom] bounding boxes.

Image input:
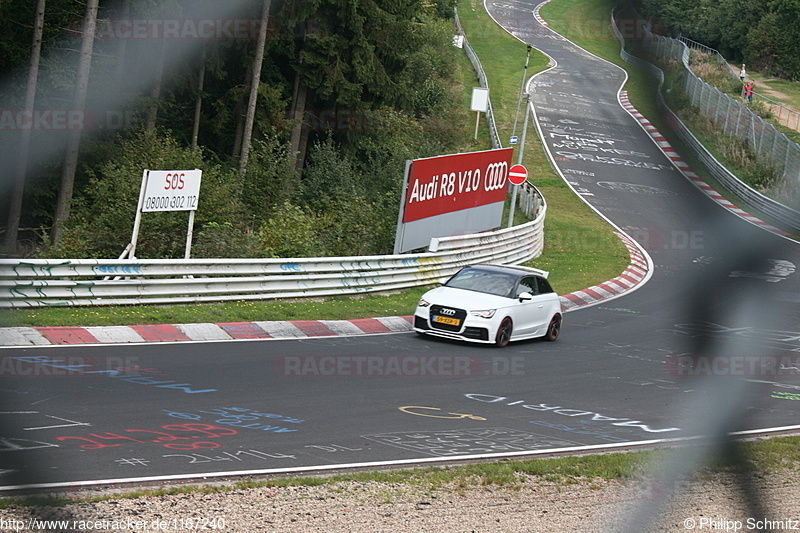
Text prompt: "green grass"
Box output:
[[0, 291, 429, 328], [758, 77, 800, 110]]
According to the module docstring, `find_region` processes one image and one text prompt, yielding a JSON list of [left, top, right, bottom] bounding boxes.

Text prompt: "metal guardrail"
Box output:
[[612, 13, 800, 232], [455, 8, 502, 150], [453, 7, 545, 242], [0, 202, 546, 307]]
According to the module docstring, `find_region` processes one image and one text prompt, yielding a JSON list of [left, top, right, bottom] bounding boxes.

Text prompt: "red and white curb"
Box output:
[[619, 91, 790, 237], [0, 317, 414, 347], [533, 0, 551, 27], [559, 232, 649, 310]]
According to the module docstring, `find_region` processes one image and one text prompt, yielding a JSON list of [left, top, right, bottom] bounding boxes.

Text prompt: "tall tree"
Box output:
[[747, 0, 800, 78], [145, 41, 165, 132], [51, 0, 99, 246], [703, 0, 765, 59], [3, 0, 46, 253], [191, 45, 207, 150], [238, 0, 272, 175], [279, 0, 427, 170], [287, 67, 310, 173], [636, 0, 709, 38], [114, 0, 130, 94]]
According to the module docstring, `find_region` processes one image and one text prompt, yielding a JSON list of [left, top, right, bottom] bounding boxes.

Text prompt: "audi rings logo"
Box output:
[[440, 308, 457, 316], [484, 161, 508, 191]]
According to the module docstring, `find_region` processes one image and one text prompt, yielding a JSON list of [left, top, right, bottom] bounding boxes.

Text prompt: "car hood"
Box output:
[[422, 286, 513, 310]]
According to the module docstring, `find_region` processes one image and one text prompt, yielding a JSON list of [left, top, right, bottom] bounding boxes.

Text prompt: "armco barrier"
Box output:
[[0, 196, 546, 308], [455, 7, 502, 150]]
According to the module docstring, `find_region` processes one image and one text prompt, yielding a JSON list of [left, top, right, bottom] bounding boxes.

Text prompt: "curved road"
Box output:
[[2, 1, 800, 490]]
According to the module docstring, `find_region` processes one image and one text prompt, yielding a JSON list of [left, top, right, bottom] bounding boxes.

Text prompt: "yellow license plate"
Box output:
[[433, 315, 461, 326]]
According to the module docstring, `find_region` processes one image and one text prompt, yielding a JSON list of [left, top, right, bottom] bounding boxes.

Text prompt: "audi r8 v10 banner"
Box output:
[[394, 148, 513, 253]]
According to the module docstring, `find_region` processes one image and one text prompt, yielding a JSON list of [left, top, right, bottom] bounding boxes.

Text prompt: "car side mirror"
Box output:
[[518, 292, 533, 302]]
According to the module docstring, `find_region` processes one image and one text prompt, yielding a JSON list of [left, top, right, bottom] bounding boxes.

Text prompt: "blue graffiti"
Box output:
[[164, 406, 303, 433], [280, 263, 303, 272], [8, 357, 217, 394], [97, 265, 142, 275], [84, 369, 217, 394]]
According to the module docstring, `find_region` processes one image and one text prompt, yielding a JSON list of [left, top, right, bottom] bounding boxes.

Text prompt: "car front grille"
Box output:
[[429, 305, 467, 332]]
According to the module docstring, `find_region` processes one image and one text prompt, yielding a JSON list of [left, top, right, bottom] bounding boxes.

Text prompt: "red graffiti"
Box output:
[[56, 423, 238, 450]]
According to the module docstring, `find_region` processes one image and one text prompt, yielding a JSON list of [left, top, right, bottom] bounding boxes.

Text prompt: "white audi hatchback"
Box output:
[[413, 264, 562, 347]]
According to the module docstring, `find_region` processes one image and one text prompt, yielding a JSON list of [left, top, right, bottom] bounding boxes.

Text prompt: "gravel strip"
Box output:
[[3, 471, 800, 532]]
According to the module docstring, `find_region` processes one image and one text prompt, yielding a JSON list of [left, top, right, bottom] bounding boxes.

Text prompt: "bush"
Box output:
[[297, 135, 360, 212], [193, 221, 262, 258], [240, 136, 298, 224], [256, 202, 323, 258], [317, 197, 396, 256]]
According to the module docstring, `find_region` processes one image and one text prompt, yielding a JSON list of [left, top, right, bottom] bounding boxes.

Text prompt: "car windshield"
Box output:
[[445, 268, 517, 298]]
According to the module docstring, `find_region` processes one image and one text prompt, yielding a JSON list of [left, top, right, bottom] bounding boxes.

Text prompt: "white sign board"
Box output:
[[470, 87, 489, 112], [142, 170, 202, 212], [127, 169, 203, 260]]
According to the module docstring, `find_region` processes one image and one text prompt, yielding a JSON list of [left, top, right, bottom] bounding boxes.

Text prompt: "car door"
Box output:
[[511, 275, 552, 337]]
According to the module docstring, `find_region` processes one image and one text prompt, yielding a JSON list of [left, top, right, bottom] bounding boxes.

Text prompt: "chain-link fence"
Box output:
[[614, 19, 800, 230], [642, 31, 800, 208], [679, 37, 800, 132]]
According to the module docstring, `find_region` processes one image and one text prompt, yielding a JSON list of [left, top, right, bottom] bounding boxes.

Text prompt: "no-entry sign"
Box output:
[[508, 164, 528, 185]]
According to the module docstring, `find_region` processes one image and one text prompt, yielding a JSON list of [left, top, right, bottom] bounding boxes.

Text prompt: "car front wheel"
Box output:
[[495, 317, 513, 347], [544, 314, 561, 341]]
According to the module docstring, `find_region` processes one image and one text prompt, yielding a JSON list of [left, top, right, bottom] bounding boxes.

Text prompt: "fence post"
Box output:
[[713, 88, 722, 124], [735, 101, 743, 137], [722, 96, 731, 134]]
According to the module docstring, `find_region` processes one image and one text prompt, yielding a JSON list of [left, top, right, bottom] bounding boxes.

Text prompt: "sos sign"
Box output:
[[141, 170, 202, 212]]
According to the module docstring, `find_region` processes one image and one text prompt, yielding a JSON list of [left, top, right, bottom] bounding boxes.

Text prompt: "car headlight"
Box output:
[[417, 298, 431, 308], [470, 309, 496, 319]]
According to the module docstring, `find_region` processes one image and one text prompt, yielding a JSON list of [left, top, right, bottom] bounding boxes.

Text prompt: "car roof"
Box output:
[[464, 264, 550, 279]]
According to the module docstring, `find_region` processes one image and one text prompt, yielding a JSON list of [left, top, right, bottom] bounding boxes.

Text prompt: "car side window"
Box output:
[[516, 276, 538, 297], [536, 276, 554, 294]]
